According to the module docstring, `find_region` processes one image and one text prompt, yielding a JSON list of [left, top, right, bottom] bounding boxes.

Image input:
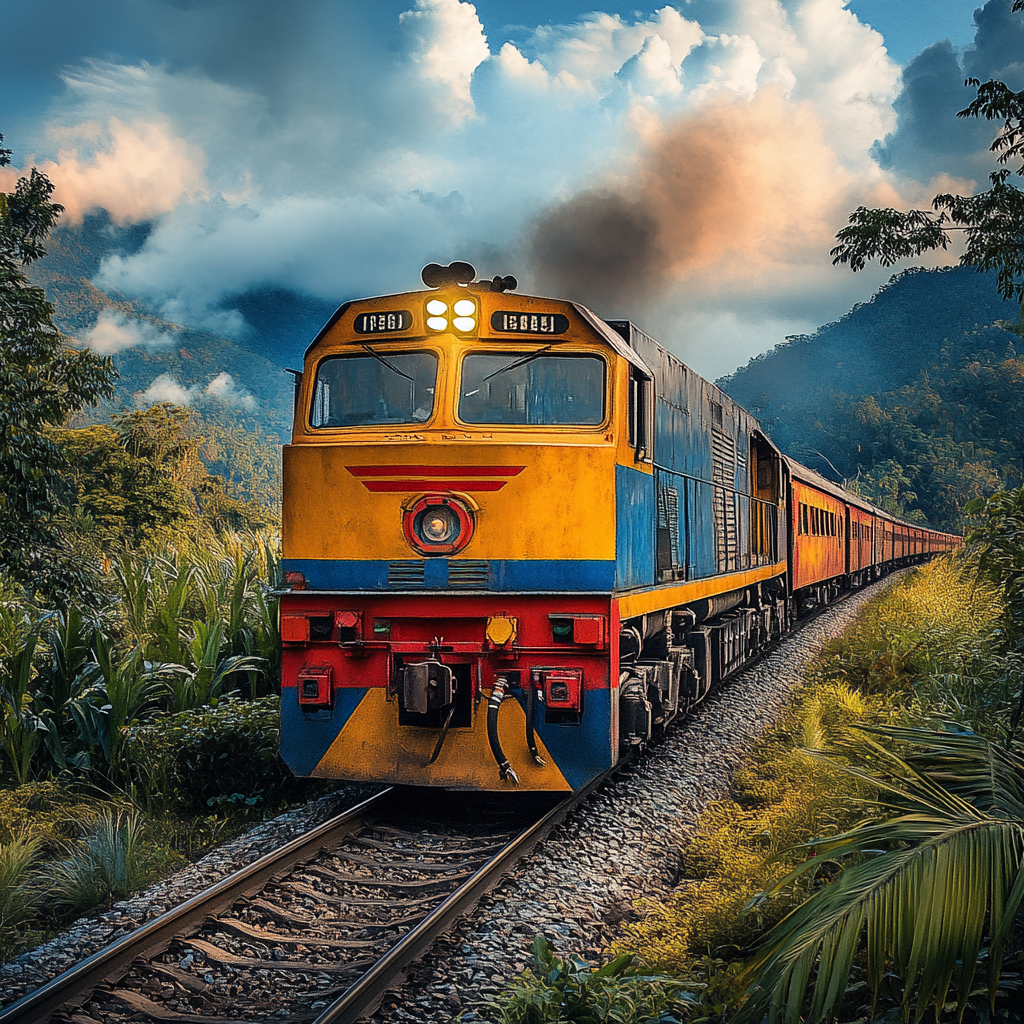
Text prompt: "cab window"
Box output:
[[310, 352, 438, 428], [459, 353, 605, 425]]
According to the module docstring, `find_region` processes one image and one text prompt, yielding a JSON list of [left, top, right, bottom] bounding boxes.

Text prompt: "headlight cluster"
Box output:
[[425, 297, 477, 333]]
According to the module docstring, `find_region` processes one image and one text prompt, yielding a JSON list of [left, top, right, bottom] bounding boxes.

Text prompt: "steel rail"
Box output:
[[0, 789, 395, 1024], [313, 771, 609, 1024]]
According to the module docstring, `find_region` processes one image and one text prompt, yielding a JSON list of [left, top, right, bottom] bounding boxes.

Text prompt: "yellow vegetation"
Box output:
[[616, 554, 1003, 975]]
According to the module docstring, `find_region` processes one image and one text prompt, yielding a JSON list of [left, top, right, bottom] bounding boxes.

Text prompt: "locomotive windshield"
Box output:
[[459, 353, 605, 426], [310, 352, 437, 427]]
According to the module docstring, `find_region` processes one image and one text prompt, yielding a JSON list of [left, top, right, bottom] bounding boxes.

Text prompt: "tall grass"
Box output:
[[41, 808, 153, 916], [0, 835, 41, 959], [0, 530, 280, 789]]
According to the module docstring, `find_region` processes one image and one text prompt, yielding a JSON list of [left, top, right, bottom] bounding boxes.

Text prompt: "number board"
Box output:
[[490, 311, 569, 335], [353, 310, 412, 334]]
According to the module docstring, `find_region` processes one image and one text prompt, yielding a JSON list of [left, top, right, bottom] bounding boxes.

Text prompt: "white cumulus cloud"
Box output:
[[204, 372, 257, 411], [137, 371, 257, 411]]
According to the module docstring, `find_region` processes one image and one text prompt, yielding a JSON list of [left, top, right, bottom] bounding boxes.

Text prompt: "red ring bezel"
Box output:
[[402, 494, 475, 555]]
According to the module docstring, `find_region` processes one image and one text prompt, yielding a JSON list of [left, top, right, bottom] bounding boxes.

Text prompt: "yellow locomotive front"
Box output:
[[278, 264, 648, 791]]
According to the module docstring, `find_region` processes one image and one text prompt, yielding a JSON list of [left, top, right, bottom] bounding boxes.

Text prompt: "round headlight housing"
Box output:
[[403, 495, 475, 555]]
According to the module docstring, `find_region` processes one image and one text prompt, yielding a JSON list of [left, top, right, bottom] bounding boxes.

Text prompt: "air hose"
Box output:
[[487, 676, 520, 784], [525, 681, 547, 766]]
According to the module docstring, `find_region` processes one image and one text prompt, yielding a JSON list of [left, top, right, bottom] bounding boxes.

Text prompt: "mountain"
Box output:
[[718, 266, 1024, 528], [29, 215, 309, 441]]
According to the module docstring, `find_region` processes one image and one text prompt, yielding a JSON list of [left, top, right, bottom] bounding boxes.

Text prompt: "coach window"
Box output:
[[310, 352, 438, 428]]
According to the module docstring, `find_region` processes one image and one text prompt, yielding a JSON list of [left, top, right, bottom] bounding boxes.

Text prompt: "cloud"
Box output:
[[0, 115, 206, 225], [7, 0, 1003, 379], [528, 89, 905, 311], [138, 374, 198, 407], [871, 0, 1024, 186], [398, 0, 490, 123], [203, 371, 257, 411], [82, 309, 175, 354], [137, 371, 256, 410]]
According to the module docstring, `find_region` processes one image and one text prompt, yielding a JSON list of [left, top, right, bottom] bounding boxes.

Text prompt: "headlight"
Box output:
[[403, 494, 476, 555], [421, 507, 458, 543]]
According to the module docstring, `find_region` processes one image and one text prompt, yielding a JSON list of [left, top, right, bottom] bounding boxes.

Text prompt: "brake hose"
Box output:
[[525, 681, 546, 766], [487, 676, 520, 784]]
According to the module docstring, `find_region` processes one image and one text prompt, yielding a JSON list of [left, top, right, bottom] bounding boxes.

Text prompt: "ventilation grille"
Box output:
[[447, 560, 490, 589], [387, 560, 426, 587], [711, 427, 737, 485]]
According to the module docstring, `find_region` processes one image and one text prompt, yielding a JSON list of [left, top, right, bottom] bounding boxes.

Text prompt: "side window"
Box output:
[[628, 367, 652, 461], [800, 503, 808, 535]]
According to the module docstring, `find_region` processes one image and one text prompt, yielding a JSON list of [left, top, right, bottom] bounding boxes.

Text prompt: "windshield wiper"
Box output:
[[482, 341, 567, 382], [361, 343, 415, 382]]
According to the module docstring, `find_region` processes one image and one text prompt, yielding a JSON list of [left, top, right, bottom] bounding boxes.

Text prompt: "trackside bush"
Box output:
[[125, 695, 289, 814], [490, 935, 694, 1024]]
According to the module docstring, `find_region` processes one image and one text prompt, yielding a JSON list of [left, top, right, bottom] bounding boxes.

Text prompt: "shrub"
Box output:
[[124, 695, 290, 814], [616, 553, 1013, 1018], [618, 682, 874, 974], [0, 834, 42, 959], [490, 935, 694, 1024]]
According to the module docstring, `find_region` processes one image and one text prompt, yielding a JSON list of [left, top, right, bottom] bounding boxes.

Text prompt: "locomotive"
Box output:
[[277, 262, 959, 792]]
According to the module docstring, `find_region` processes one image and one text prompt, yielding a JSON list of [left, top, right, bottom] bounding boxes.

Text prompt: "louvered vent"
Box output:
[[711, 427, 737, 485], [387, 560, 426, 587], [447, 560, 490, 589]]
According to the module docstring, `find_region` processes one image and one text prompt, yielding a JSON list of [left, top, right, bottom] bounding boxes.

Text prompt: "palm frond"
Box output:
[[734, 728, 1024, 1023]]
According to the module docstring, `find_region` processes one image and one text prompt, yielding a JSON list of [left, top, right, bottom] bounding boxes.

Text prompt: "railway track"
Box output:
[[0, 786, 598, 1024]]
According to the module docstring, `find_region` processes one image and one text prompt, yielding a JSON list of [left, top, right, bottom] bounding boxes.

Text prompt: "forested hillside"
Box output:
[[720, 267, 1024, 529], [27, 215, 315, 513]]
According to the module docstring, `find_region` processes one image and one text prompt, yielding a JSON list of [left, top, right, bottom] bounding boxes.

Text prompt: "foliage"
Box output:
[[0, 834, 41, 960], [124, 696, 291, 815], [617, 681, 877, 977], [721, 266, 1024, 532], [831, 10, 1024, 311], [40, 807, 158, 916], [50, 404, 276, 548], [614, 555, 1016, 1022], [0, 133, 115, 585], [732, 729, 1024, 1024], [490, 935, 694, 1024], [0, 607, 47, 784]]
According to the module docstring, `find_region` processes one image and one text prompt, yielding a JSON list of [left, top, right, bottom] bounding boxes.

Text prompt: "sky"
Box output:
[[2, 0, 1022, 380]]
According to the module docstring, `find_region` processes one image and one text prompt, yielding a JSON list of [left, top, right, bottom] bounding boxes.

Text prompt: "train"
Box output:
[[277, 262, 960, 793]]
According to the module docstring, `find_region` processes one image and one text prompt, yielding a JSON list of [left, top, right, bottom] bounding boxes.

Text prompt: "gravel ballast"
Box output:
[[366, 577, 900, 1023], [0, 783, 382, 1008]]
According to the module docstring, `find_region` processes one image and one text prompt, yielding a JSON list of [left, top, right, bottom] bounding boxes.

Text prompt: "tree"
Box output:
[[831, 1, 1024, 311], [0, 133, 115, 582], [49, 404, 276, 547]]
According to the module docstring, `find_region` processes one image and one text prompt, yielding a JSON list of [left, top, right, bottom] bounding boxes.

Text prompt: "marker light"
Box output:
[[426, 316, 448, 331], [453, 299, 475, 316], [426, 299, 448, 316]]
